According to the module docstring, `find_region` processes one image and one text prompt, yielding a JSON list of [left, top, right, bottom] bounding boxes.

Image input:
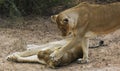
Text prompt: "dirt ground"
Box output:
[[0, 17, 120, 71]]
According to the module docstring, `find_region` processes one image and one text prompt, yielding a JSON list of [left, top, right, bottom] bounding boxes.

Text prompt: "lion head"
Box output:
[[51, 12, 79, 37]]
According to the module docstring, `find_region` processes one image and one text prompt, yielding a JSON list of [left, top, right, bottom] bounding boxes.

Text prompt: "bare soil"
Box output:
[[0, 17, 120, 71]]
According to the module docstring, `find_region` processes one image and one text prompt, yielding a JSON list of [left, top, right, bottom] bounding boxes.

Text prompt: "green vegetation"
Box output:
[[0, 0, 72, 17], [0, 0, 119, 18]]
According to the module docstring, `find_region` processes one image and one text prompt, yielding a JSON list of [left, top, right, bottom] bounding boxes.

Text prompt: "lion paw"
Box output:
[[50, 50, 63, 61], [6, 52, 20, 62], [77, 58, 89, 64]]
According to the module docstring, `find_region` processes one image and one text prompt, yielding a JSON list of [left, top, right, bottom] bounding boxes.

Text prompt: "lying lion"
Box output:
[[7, 38, 83, 68]]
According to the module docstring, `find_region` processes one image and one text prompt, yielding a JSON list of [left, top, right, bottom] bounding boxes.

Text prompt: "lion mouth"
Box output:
[[62, 32, 72, 38]]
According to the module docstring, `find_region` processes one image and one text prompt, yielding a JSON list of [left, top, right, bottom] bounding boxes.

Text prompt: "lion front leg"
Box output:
[[6, 48, 41, 62], [77, 37, 89, 64], [7, 53, 46, 64], [7, 52, 21, 62], [6, 44, 44, 61], [6, 49, 47, 64], [7, 39, 69, 63], [50, 36, 80, 61]]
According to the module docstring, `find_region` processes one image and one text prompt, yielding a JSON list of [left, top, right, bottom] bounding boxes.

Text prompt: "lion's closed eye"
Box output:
[[63, 18, 69, 24]]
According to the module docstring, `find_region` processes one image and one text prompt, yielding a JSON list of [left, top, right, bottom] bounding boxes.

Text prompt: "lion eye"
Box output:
[[63, 18, 68, 24]]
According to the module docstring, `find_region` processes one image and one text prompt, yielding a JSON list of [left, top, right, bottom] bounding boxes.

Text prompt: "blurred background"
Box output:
[[0, 0, 120, 71], [0, 0, 120, 18]]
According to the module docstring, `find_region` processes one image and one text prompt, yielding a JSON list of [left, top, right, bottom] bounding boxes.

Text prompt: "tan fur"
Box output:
[[7, 39, 83, 68], [50, 2, 120, 63], [38, 45, 83, 68]]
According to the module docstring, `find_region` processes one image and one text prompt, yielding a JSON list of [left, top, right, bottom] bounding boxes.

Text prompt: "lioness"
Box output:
[[50, 2, 120, 63], [7, 38, 83, 68]]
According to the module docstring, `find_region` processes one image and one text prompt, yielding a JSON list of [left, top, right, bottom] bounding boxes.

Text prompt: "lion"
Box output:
[[50, 2, 120, 63], [7, 38, 83, 68]]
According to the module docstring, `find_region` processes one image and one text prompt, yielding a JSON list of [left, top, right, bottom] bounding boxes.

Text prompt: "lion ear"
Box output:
[[51, 15, 58, 23]]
